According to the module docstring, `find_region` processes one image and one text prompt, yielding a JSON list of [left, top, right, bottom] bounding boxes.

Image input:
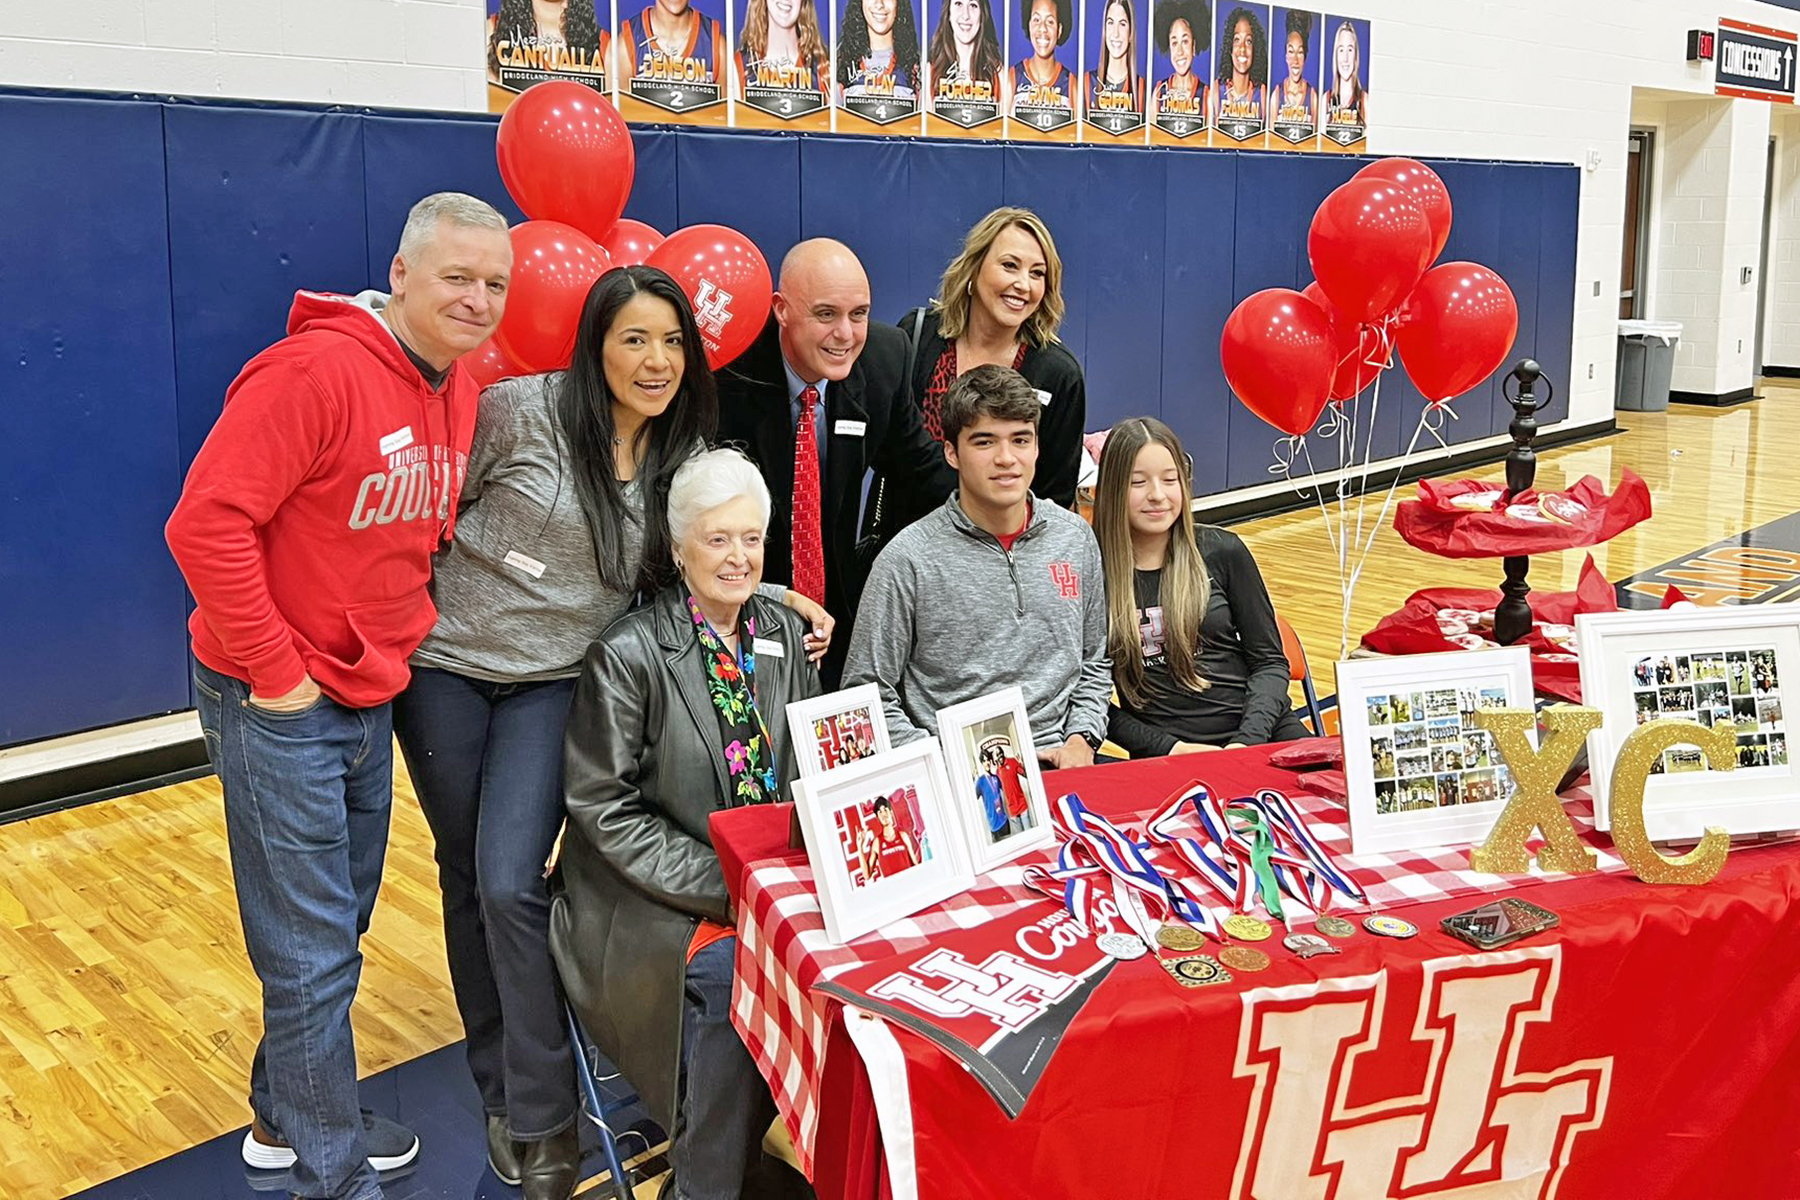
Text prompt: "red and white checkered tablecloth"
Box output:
[[730, 779, 1635, 1176]]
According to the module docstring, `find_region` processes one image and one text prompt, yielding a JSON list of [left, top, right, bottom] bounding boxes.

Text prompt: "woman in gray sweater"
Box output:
[[391, 267, 826, 1198]]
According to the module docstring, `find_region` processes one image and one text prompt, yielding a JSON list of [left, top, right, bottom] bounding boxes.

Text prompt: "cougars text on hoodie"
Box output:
[[166, 291, 479, 708]]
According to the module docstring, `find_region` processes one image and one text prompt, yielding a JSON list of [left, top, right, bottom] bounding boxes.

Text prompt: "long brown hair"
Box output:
[[1093, 418, 1211, 707], [743, 0, 828, 74], [928, 0, 1003, 89], [1095, 0, 1139, 97]]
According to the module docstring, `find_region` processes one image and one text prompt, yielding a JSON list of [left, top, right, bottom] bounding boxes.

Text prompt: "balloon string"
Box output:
[[1348, 318, 1387, 638], [1335, 383, 1356, 659], [1268, 435, 1301, 481], [1345, 405, 1440, 603], [1348, 315, 1399, 593], [1418, 400, 1457, 451], [1295, 436, 1343, 567]]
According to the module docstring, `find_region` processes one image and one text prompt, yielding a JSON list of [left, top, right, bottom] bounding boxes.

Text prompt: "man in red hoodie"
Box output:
[[166, 192, 512, 1200]]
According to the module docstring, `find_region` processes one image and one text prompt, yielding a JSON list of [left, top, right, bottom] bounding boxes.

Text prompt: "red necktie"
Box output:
[[791, 386, 825, 604]]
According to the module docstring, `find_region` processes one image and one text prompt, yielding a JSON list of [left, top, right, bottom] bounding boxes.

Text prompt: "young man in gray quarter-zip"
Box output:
[[844, 363, 1111, 768]]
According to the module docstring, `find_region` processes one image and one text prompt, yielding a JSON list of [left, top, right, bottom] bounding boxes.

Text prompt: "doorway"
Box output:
[[1620, 129, 1654, 320], [1757, 135, 1776, 377]]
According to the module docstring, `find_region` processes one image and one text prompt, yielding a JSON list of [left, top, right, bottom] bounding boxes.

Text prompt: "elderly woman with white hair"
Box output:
[[551, 447, 819, 1200]]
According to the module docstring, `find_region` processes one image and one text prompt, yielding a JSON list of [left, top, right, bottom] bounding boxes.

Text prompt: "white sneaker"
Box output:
[[241, 1111, 421, 1172]]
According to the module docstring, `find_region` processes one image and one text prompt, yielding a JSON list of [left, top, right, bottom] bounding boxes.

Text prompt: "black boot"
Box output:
[[521, 1124, 581, 1200], [486, 1114, 524, 1186], [743, 1150, 817, 1200]]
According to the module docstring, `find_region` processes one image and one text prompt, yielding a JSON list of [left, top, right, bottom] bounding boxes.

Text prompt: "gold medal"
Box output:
[[1160, 954, 1231, 988], [1219, 945, 1271, 973], [1315, 915, 1357, 939], [1155, 923, 1206, 952], [1223, 914, 1273, 942]]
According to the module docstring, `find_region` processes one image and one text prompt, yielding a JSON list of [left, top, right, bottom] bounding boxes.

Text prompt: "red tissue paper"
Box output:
[[1359, 555, 1619, 702], [1393, 469, 1651, 558], [1266, 737, 1343, 769]]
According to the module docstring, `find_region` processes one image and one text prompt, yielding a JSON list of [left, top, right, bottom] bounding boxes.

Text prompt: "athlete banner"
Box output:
[[483, 0, 1374, 150]]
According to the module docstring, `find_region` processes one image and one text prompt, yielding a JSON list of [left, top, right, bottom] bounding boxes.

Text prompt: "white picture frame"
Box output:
[[934, 686, 1056, 873], [1336, 648, 1535, 855], [786, 684, 892, 779], [789, 738, 975, 945], [1576, 605, 1800, 840]]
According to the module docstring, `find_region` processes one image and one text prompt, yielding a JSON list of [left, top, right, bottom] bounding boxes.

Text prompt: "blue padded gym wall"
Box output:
[[0, 88, 1580, 746], [0, 96, 189, 746]]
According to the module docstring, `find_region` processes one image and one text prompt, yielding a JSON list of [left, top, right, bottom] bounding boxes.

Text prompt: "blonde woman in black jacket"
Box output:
[[869, 206, 1087, 538]]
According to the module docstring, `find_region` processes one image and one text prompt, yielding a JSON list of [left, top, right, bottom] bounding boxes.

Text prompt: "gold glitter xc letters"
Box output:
[[1469, 706, 1602, 876], [1607, 719, 1733, 885]]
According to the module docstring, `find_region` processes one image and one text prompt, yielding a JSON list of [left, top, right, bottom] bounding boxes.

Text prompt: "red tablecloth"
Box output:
[[713, 748, 1800, 1200]]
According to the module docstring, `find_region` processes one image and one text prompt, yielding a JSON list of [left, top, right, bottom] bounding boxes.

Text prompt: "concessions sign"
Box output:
[[1715, 16, 1796, 103]]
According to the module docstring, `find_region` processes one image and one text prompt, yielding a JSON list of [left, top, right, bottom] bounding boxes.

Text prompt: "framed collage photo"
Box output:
[[789, 738, 974, 944], [1577, 606, 1800, 842], [935, 687, 1055, 873], [1336, 648, 1534, 855], [788, 684, 893, 778]]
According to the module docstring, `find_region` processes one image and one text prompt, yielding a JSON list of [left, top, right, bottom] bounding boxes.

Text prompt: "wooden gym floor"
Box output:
[[2, 388, 1796, 1198]]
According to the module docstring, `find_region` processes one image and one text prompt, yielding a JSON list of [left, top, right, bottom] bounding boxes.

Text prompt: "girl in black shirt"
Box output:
[[1094, 418, 1309, 755]]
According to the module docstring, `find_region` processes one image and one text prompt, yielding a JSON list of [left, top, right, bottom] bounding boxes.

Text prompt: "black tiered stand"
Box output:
[[1494, 358, 1543, 646]]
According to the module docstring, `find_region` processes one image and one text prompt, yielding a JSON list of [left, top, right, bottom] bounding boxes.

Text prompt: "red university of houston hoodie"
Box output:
[[166, 291, 479, 708]]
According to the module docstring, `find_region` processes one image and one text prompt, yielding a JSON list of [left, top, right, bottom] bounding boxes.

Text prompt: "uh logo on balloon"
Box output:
[[474, 80, 775, 386]]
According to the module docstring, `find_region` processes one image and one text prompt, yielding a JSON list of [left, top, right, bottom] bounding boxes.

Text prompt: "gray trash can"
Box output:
[[1616, 320, 1681, 412]]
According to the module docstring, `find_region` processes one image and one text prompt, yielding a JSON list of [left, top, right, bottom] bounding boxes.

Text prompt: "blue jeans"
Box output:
[[192, 660, 391, 1200], [390, 667, 578, 1140], [672, 938, 776, 1200]]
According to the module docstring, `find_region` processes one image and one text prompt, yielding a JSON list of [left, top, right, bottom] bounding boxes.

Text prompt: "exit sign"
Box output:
[[1689, 29, 1715, 60]]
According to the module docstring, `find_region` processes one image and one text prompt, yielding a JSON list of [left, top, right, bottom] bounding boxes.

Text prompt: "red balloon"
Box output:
[[1302, 281, 1387, 401], [1356, 157, 1454, 264], [464, 334, 525, 389], [647, 225, 773, 369], [600, 219, 665, 268], [492, 220, 612, 374], [1395, 262, 1519, 403], [1220, 288, 1336, 436], [495, 82, 635, 242], [1307, 177, 1434, 324]]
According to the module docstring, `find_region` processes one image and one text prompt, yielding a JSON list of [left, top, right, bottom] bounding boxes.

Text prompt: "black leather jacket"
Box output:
[[549, 587, 820, 1128]]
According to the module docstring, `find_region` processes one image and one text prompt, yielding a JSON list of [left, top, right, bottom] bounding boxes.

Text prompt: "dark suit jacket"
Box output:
[[549, 588, 820, 1130], [715, 317, 948, 680]]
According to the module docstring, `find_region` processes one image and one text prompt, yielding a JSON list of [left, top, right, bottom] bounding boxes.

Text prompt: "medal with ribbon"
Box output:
[[1151, 782, 1366, 921], [1025, 785, 1363, 944], [1023, 793, 1225, 943]]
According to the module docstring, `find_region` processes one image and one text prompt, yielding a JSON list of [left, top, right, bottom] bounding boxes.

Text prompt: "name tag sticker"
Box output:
[[503, 549, 547, 579], [834, 419, 867, 438], [752, 637, 785, 658], [379, 426, 415, 455], [1033, 389, 1053, 407]]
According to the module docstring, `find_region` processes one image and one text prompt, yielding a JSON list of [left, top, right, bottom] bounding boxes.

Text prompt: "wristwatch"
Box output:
[[1077, 730, 1104, 755]]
